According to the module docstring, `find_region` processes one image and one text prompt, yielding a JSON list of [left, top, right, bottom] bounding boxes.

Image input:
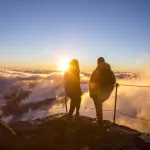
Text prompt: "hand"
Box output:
[[115, 83, 119, 87]]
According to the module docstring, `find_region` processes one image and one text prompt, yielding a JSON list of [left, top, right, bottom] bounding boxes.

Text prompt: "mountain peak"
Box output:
[[1, 113, 150, 150]]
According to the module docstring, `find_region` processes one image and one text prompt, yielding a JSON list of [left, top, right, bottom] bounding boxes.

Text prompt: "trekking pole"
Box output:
[[65, 96, 68, 114], [113, 83, 119, 123]]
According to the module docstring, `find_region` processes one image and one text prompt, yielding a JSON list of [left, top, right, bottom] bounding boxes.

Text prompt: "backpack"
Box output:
[[100, 68, 116, 91], [89, 67, 116, 99]]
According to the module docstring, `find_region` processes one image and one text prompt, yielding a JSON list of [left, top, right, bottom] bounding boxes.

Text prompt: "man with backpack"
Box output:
[[89, 57, 116, 131]]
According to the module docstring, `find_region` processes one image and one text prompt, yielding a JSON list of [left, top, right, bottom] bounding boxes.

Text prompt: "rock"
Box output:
[[81, 146, 92, 150], [64, 127, 77, 139], [1, 114, 150, 150], [0, 120, 25, 150], [140, 133, 150, 143], [28, 129, 58, 150], [10, 121, 37, 136]]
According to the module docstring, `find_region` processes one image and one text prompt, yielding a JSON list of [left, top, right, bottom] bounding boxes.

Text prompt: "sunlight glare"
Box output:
[[58, 57, 70, 72]]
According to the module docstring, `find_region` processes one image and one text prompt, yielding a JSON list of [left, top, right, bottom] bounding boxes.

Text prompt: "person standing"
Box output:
[[89, 57, 116, 131], [64, 59, 82, 120]]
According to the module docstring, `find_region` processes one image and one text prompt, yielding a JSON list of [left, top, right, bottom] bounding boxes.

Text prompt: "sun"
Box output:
[[58, 57, 70, 72]]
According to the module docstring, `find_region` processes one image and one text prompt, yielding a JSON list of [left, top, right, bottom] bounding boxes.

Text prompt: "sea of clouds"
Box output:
[[0, 68, 150, 133]]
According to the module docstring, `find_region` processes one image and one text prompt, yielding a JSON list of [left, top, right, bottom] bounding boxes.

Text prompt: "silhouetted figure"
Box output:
[[89, 57, 116, 131], [64, 59, 82, 120]]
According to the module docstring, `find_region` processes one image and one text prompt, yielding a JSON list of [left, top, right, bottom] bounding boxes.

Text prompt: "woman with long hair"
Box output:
[[64, 59, 82, 120]]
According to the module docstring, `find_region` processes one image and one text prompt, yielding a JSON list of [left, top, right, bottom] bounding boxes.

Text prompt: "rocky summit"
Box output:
[[0, 113, 150, 150]]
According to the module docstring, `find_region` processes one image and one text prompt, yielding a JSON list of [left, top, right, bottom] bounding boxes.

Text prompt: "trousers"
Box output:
[[68, 97, 81, 117], [92, 95, 104, 129]]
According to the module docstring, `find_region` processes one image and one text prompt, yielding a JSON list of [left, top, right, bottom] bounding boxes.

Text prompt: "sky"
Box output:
[[0, 0, 150, 71]]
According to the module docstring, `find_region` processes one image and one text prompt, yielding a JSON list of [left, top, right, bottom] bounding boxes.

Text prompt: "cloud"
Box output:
[[1, 68, 150, 133]]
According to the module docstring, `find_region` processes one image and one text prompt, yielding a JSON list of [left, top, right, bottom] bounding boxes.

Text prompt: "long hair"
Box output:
[[69, 59, 80, 76]]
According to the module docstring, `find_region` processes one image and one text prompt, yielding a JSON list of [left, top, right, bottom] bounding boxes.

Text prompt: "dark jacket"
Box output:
[[89, 62, 116, 100], [64, 67, 81, 99]]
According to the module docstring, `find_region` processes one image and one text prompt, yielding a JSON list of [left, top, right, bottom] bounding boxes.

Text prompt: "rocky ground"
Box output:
[[0, 113, 150, 150]]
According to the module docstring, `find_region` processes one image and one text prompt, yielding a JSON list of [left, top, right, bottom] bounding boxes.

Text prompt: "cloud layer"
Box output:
[[0, 69, 150, 133]]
